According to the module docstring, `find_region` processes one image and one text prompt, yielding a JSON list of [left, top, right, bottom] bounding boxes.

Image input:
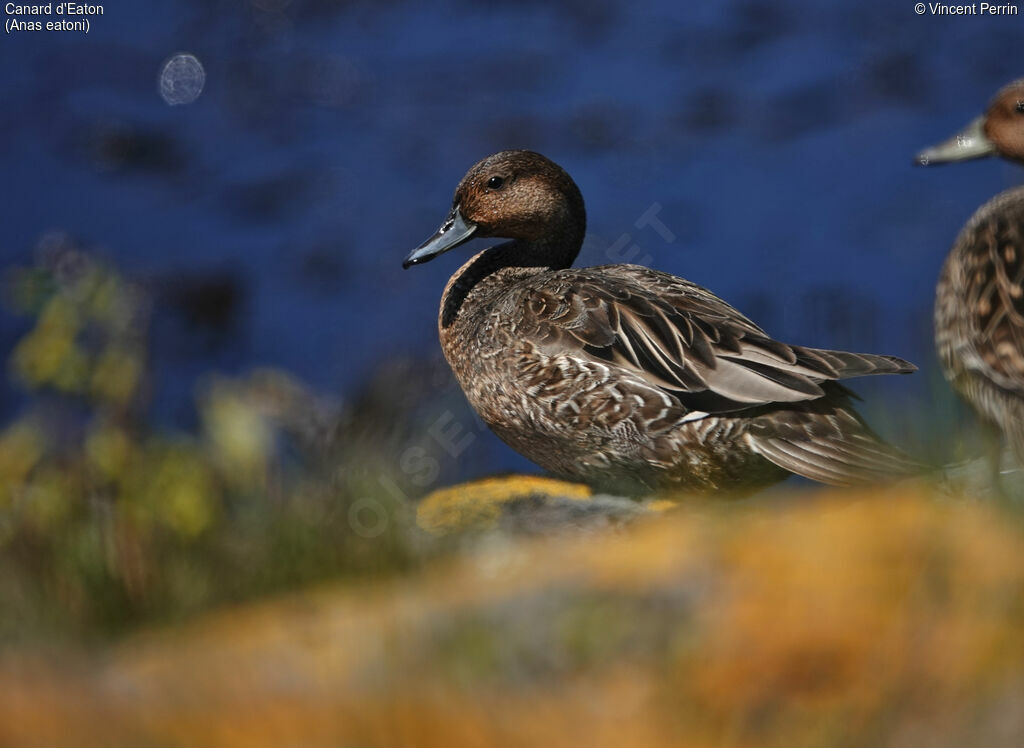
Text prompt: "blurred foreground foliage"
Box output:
[[2, 490, 1024, 746], [0, 244, 454, 645]]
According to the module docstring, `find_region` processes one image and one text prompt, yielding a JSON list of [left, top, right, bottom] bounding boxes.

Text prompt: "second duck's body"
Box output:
[[935, 188, 1024, 463], [918, 78, 1024, 464], [405, 151, 917, 495]]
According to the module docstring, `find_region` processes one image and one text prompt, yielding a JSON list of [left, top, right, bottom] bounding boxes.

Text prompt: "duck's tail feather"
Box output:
[[798, 347, 918, 379], [745, 394, 927, 487]]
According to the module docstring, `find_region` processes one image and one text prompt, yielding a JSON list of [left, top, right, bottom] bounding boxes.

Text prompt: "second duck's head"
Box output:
[[403, 150, 586, 269], [916, 78, 1024, 166]]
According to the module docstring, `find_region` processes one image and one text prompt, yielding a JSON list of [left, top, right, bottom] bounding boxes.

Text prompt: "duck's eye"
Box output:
[[486, 176, 505, 190], [1016, 100, 1024, 114]]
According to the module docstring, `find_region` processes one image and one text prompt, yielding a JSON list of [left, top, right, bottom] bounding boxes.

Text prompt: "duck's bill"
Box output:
[[915, 116, 996, 166], [402, 206, 477, 268]]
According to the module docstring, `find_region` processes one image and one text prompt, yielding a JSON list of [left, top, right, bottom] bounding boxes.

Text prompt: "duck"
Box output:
[[916, 78, 1024, 466], [403, 150, 919, 496]]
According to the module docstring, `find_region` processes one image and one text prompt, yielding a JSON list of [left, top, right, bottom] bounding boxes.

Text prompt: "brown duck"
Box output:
[[404, 151, 918, 495], [917, 78, 1024, 465]]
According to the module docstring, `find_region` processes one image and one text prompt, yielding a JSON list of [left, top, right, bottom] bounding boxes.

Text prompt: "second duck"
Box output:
[[917, 78, 1024, 467]]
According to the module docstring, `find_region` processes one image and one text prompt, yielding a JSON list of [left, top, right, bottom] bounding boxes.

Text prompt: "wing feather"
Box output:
[[515, 265, 915, 415]]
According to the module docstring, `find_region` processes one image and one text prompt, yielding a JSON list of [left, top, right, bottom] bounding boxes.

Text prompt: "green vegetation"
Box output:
[[0, 250, 441, 645]]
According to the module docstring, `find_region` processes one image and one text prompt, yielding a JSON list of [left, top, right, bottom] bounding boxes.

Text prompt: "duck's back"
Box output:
[[488, 263, 910, 407]]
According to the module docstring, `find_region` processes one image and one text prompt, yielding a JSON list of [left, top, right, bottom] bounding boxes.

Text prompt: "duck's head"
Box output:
[[916, 78, 1024, 166], [403, 150, 585, 269]]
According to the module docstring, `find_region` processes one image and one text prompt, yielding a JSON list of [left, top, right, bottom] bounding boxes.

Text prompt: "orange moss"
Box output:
[[2, 487, 1024, 746], [416, 475, 593, 533]]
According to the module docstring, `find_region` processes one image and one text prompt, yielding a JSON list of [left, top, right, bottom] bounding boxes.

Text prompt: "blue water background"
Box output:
[[1, 0, 1022, 476]]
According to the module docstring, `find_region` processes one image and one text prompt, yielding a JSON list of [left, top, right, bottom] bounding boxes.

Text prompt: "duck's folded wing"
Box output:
[[956, 190, 1024, 396], [518, 266, 915, 414]]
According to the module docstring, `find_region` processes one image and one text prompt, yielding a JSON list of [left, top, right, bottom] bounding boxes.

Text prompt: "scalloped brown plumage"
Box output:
[[918, 79, 1024, 464], [404, 150, 919, 495]]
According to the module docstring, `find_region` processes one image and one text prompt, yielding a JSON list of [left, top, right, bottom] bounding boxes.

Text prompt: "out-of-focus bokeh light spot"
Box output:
[[158, 53, 206, 106], [201, 378, 273, 486]]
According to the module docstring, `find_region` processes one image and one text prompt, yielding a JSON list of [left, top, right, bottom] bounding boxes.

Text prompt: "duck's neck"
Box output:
[[440, 227, 584, 331]]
